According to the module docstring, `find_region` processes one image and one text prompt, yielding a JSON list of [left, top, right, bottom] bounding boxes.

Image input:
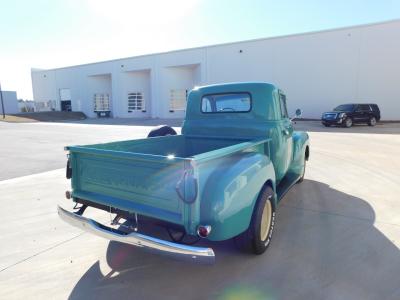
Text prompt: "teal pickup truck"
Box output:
[[58, 82, 310, 264]]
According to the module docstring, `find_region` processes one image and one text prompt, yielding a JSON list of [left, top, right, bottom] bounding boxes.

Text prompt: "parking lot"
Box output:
[[1, 120, 400, 299]]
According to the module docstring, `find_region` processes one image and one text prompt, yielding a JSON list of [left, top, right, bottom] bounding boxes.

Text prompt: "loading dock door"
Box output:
[[94, 93, 111, 117], [60, 88, 72, 111], [61, 101, 72, 111]]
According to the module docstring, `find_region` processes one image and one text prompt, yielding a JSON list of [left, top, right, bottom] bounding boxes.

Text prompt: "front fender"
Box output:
[[199, 152, 275, 241], [289, 131, 310, 175]]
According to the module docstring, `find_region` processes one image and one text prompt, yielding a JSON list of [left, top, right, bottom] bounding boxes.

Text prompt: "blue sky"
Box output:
[[0, 0, 399, 99]]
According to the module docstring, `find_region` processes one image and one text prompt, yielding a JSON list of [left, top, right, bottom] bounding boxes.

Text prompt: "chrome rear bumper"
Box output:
[[57, 206, 215, 264]]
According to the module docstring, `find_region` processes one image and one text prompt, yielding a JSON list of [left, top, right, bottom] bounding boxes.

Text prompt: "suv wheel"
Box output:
[[344, 117, 353, 128], [368, 117, 377, 126]]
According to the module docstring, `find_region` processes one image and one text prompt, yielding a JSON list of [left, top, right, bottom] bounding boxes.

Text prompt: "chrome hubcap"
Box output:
[[260, 200, 272, 241], [371, 118, 376, 125], [346, 119, 352, 127]]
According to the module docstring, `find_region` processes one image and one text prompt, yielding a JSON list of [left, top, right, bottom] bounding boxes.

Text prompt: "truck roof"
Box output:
[[193, 82, 278, 95]]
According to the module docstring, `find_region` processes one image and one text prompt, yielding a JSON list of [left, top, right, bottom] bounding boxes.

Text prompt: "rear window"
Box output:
[[201, 93, 251, 113]]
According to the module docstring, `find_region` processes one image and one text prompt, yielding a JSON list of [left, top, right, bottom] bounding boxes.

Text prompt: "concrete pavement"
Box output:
[[0, 121, 399, 299]]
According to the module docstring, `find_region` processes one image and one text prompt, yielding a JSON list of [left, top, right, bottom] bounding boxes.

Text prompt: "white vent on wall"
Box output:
[[169, 89, 187, 112], [128, 92, 145, 112]]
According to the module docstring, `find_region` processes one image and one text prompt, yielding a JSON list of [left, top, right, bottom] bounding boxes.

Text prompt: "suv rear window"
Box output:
[[201, 93, 251, 113], [370, 104, 380, 112]]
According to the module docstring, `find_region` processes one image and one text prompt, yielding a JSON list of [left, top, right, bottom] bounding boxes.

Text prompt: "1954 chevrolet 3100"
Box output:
[[58, 82, 310, 264]]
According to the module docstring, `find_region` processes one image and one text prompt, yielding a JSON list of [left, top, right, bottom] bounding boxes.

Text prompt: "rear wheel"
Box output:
[[235, 186, 276, 254], [147, 125, 177, 137], [368, 116, 377, 126], [344, 117, 353, 128]]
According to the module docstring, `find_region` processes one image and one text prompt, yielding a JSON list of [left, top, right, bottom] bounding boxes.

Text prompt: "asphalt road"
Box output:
[[0, 120, 399, 299], [0, 119, 182, 181]]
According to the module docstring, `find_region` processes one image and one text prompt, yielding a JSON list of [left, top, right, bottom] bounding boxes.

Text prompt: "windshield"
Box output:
[[333, 104, 354, 111]]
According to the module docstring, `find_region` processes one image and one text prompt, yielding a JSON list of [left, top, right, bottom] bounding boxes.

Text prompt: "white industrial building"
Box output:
[[0, 91, 19, 115], [31, 19, 400, 120]]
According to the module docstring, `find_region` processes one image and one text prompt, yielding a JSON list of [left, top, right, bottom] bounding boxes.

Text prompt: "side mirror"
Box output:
[[291, 108, 302, 121]]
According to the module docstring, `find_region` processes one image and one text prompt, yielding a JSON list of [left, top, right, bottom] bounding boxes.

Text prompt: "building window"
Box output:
[[128, 92, 145, 112], [170, 89, 187, 112], [93, 94, 110, 112]]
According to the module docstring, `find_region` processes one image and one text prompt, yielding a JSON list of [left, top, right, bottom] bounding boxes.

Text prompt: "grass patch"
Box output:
[[0, 112, 87, 123], [0, 115, 39, 122]]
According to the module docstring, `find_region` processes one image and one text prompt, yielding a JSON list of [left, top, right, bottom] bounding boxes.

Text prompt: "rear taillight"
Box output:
[[66, 158, 72, 179], [197, 225, 212, 238]]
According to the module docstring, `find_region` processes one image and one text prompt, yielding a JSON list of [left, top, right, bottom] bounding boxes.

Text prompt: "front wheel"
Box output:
[[234, 186, 276, 254], [344, 117, 353, 128]]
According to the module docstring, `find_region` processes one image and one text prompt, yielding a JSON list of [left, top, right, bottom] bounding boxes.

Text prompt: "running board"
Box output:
[[276, 172, 301, 201]]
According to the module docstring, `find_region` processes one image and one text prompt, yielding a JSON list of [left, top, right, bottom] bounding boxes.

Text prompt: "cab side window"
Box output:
[[279, 93, 289, 119]]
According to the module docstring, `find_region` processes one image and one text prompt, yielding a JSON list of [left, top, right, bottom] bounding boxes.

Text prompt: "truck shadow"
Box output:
[[68, 179, 400, 300]]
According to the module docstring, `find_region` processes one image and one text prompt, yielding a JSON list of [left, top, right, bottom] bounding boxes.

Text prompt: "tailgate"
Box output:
[[68, 146, 190, 225]]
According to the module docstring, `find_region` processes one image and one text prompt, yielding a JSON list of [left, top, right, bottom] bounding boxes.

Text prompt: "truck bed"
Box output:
[[67, 135, 269, 234], [74, 135, 249, 158]]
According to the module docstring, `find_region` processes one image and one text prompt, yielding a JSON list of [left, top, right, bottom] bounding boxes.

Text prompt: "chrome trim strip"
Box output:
[[57, 205, 215, 264]]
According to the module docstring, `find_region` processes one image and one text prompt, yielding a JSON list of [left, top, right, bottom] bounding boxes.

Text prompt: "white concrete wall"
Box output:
[[118, 70, 151, 118], [31, 70, 57, 104], [0, 91, 19, 114], [52, 68, 82, 112], [31, 20, 400, 120], [205, 21, 400, 119], [357, 22, 400, 120], [152, 48, 205, 119], [86, 74, 112, 118], [159, 64, 201, 118]]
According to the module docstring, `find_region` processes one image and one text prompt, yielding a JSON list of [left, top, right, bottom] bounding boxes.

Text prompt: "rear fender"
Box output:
[[289, 131, 310, 175], [199, 152, 276, 241]]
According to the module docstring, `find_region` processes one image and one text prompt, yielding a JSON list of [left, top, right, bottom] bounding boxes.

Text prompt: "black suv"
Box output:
[[321, 104, 380, 128]]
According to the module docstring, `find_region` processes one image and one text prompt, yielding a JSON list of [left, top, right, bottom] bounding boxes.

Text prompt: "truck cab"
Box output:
[[58, 82, 310, 264]]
